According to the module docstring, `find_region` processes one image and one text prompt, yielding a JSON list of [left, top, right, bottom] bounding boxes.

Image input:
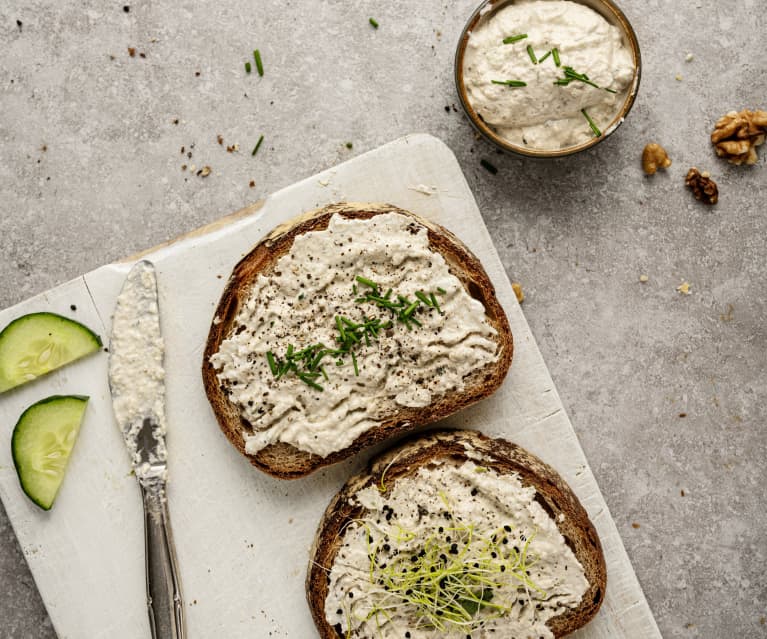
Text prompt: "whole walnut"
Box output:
[[711, 109, 767, 165]]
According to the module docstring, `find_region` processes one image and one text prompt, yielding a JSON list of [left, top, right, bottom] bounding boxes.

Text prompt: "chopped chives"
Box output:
[[252, 135, 264, 156], [552, 48, 561, 67], [355, 275, 378, 290], [436, 287, 447, 295], [369, 17, 379, 28], [253, 49, 264, 76], [581, 109, 602, 137], [491, 79, 527, 87], [538, 50, 552, 63], [526, 45, 538, 64], [502, 33, 527, 44], [266, 351, 278, 376], [351, 351, 359, 376], [480, 159, 498, 174], [245, 61, 252, 74], [430, 293, 440, 312], [415, 291, 432, 307], [563, 66, 599, 89], [604, 87, 617, 94]]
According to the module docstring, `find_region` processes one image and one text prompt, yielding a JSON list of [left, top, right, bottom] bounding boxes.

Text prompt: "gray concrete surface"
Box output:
[[1, 0, 765, 637]]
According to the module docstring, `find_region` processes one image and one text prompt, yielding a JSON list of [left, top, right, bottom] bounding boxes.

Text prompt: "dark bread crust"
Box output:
[[306, 429, 607, 638], [202, 203, 513, 478]]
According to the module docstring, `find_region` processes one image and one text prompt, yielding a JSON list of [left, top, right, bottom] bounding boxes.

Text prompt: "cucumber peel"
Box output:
[[11, 395, 89, 510], [0, 312, 102, 393]]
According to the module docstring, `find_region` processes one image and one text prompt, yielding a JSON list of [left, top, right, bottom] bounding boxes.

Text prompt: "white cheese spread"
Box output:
[[463, 0, 635, 149], [209, 213, 499, 458], [325, 460, 589, 638], [108, 261, 168, 485]]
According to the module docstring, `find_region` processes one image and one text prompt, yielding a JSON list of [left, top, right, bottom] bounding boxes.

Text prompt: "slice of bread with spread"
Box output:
[[307, 429, 606, 638], [202, 203, 513, 478]]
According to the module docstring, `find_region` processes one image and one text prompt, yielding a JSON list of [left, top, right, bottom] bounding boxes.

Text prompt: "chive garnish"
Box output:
[[581, 109, 602, 137], [369, 17, 379, 28], [552, 47, 561, 67], [253, 49, 264, 76], [355, 275, 378, 290], [267, 351, 278, 376], [526, 45, 537, 64], [562, 66, 599, 89], [430, 293, 440, 312], [245, 61, 252, 74], [480, 159, 498, 174], [437, 287, 447, 295], [502, 33, 527, 44], [415, 291, 431, 307], [491, 79, 527, 87], [351, 350, 359, 376], [538, 50, 552, 63], [604, 87, 617, 94], [252, 135, 264, 156]]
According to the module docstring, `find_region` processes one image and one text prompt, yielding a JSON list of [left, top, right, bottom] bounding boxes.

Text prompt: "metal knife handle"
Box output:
[[141, 484, 185, 639]]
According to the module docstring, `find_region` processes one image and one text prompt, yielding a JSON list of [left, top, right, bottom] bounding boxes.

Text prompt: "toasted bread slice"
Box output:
[[202, 203, 512, 478], [307, 429, 606, 638]]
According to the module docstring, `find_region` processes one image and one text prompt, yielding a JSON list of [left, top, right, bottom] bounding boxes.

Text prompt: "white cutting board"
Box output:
[[0, 134, 661, 639]]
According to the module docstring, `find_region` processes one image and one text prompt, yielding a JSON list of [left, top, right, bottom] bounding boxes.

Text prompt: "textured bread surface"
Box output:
[[307, 429, 607, 638], [202, 203, 513, 478]]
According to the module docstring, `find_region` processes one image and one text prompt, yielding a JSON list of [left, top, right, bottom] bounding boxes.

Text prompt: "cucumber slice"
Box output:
[[0, 312, 102, 393], [11, 395, 89, 510]]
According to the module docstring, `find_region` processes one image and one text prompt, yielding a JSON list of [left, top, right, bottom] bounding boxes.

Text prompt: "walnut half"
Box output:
[[711, 109, 767, 165], [685, 168, 718, 205], [642, 143, 672, 175]]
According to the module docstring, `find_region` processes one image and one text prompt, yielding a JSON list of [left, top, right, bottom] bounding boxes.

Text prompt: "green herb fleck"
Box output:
[[480, 159, 498, 174], [502, 33, 528, 44], [537, 50, 552, 64], [526, 45, 538, 65], [253, 49, 264, 76], [369, 17, 379, 28], [251, 135, 264, 157], [355, 275, 378, 290], [346, 142, 353, 149], [244, 61, 252, 74], [581, 109, 602, 137], [552, 47, 561, 67], [491, 79, 527, 87]]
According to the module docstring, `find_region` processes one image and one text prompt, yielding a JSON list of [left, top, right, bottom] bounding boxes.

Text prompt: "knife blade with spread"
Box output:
[[108, 260, 185, 639]]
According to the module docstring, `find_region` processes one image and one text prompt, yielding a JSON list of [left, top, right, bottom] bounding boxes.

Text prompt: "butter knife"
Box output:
[[108, 260, 185, 639]]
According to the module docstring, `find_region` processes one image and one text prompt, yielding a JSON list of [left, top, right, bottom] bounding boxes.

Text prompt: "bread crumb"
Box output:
[[675, 74, 683, 81], [127, 47, 136, 57], [680, 489, 685, 496], [685, 53, 694, 62], [631, 522, 640, 529], [249, 180, 255, 188], [198, 165, 212, 177], [676, 281, 692, 295], [217, 134, 223, 145], [679, 412, 687, 418], [639, 274, 649, 283], [511, 282, 524, 303], [318, 179, 330, 187]]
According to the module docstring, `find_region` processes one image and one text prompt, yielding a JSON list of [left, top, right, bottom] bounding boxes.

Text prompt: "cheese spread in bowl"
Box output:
[[455, 0, 640, 156]]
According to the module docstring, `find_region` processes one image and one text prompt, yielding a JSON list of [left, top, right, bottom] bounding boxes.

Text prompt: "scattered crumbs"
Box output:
[[444, 105, 451, 113], [217, 134, 223, 145], [436, 30, 442, 39], [720, 303, 734, 322], [288, 517, 294, 524], [675, 74, 683, 81], [104, 347, 109, 353], [41, 144, 47, 152], [16, 19, 22, 31], [180, 146, 185, 154], [511, 282, 524, 304], [639, 274, 649, 283], [195, 70, 201, 77], [139, 52, 146, 59], [345, 142, 353, 149], [123, 5, 130, 12], [680, 489, 685, 497], [685, 53, 694, 62], [189, 164, 196, 173], [760, 616, 765, 625], [631, 522, 640, 529], [109, 54, 116, 60], [172, 118, 179, 125], [408, 184, 436, 196], [249, 180, 255, 188], [216, 274, 223, 279], [480, 158, 498, 174], [676, 281, 691, 295], [685, 622, 696, 629], [679, 412, 687, 418], [369, 17, 379, 29], [70, 304, 77, 311], [226, 143, 239, 153], [318, 179, 330, 187], [127, 47, 136, 57], [198, 165, 212, 177], [181, 164, 187, 171]]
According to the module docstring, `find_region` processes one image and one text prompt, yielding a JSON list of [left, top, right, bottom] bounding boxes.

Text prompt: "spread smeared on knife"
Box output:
[[209, 213, 499, 457]]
